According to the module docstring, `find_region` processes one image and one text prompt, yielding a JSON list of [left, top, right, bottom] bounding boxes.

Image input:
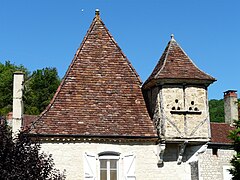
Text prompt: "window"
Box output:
[[212, 148, 218, 156], [100, 158, 118, 180], [99, 152, 120, 180], [84, 152, 135, 180]]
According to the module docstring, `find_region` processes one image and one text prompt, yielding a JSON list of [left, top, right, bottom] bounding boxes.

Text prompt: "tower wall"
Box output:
[[144, 84, 210, 142]]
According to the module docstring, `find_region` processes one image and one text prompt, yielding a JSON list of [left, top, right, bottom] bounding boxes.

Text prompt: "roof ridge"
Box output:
[[99, 18, 142, 85], [29, 16, 99, 130], [173, 38, 215, 80], [154, 39, 172, 79]]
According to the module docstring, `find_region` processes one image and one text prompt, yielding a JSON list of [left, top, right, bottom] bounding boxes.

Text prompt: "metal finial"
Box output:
[[171, 34, 175, 40], [95, 9, 100, 16]]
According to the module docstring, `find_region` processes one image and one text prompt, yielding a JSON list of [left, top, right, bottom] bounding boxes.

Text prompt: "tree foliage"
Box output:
[[209, 99, 240, 123], [0, 61, 60, 116], [0, 61, 28, 116], [209, 99, 225, 122], [0, 118, 65, 179], [24, 68, 61, 115], [228, 120, 240, 180]]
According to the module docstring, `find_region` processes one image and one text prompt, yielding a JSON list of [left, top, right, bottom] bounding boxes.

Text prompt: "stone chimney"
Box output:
[[224, 90, 239, 124], [12, 71, 24, 135]]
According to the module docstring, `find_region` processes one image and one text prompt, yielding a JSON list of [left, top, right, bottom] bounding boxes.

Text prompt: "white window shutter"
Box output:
[[223, 166, 233, 180], [84, 152, 96, 180], [123, 154, 136, 180]]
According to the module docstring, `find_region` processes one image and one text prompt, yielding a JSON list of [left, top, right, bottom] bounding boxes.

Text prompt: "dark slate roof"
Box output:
[[143, 35, 216, 88], [29, 11, 157, 138], [210, 122, 234, 144]]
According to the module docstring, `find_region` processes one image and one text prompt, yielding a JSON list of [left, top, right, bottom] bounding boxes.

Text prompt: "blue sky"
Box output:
[[1, 1, 239, 99]]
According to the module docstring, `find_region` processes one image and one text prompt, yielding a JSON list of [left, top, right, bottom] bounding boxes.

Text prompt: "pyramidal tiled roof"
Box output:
[[143, 35, 216, 88], [29, 10, 157, 138]]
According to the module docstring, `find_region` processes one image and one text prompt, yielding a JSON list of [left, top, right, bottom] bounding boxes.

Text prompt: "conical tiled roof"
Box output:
[[29, 10, 157, 138], [143, 35, 216, 89]]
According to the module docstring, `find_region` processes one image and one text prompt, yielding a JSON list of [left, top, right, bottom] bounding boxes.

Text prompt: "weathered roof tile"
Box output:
[[210, 122, 234, 144], [143, 36, 216, 88]]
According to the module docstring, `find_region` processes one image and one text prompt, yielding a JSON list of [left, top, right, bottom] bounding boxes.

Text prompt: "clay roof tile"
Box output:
[[210, 122, 234, 144]]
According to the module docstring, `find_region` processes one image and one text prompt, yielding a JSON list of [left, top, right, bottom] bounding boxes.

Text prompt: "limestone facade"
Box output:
[[40, 141, 206, 180]]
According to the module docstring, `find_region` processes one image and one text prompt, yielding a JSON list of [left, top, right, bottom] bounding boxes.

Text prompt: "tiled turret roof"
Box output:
[[29, 10, 157, 138], [143, 35, 216, 89]]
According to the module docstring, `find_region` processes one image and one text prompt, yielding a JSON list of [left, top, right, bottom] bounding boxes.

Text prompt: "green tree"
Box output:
[[0, 61, 61, 116], [209, 99, 240, 123], [0, 61, 28, 116], [228, 120, 240, 179], [0, 118, 65, 179], [24, 67, 61, 115], [209, 99, 225, 122]]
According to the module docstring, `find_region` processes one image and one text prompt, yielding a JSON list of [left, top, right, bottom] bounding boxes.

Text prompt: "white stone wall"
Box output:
[[199, 148, 234, 180], [41, 141, 193, 180]]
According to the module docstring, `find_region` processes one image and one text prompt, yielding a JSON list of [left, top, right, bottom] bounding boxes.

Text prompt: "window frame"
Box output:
[[99, 153, 120, 180]]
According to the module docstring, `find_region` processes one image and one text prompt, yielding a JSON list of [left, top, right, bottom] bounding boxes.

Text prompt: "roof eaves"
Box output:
[[27, 133, 159, 143], [208, 142, 233, 149]]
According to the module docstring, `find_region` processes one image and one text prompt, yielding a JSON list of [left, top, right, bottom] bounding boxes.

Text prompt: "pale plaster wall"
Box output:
[[198, 148, 234, 180], [41, 142, 193, 180]]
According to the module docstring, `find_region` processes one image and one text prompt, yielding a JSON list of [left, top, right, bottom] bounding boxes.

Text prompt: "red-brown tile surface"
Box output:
[[210, 122, 234, 144], [29, 14, 157, 137], [23, 115, 38, 130], [144, 37, 216, 88]]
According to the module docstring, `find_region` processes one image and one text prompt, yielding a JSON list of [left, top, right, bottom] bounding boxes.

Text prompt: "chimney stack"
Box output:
[[12, 71, 24, 135], [224, 90, 239, 125]]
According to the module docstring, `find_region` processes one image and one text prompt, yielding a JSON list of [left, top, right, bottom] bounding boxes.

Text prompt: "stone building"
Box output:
[[11, 10, 237, 180], [198, 90, 237, 180]]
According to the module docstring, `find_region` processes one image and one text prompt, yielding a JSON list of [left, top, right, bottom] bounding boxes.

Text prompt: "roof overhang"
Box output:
[[143, 78, 216, 90], [207, 142, 233, 149], [27, 133, 159, 144]]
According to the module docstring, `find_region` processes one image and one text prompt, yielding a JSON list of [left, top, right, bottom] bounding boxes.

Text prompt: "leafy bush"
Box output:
[[0, 118, 65, 180]]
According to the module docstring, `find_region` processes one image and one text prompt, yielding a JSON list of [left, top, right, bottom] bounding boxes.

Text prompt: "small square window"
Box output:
[[212, 148, 218, 156]]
